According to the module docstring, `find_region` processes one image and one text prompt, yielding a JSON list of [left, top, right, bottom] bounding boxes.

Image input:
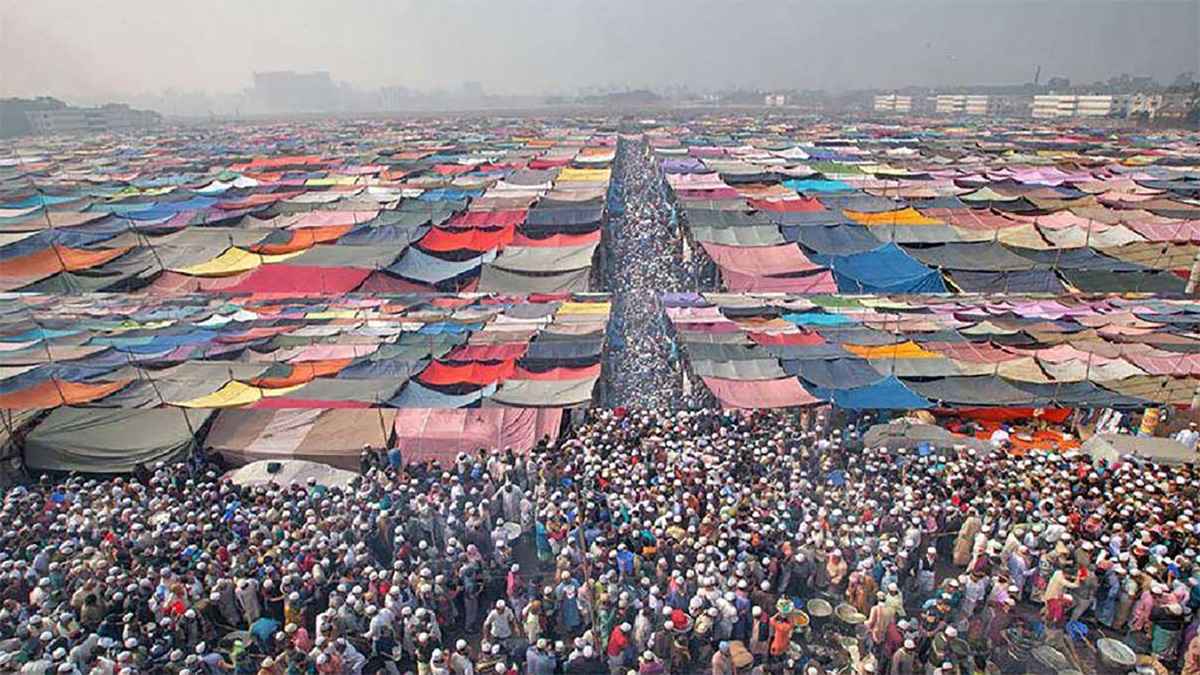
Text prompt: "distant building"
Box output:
[[251, 71, 341, 112], [1121, 93, 1159, 118], [25, 103, 161, 135], [933, 94, 990, 115], [1075, 95, 1114, 117], [873, 94, 912, 113], [1031, 94, 1115, 118], [1, 97, 68, 138], [764, 94, 787, 107]]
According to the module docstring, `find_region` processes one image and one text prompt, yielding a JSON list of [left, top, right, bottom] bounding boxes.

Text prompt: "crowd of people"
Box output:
[[603, 140, 688, 410], [2, 407, 1199, 674]]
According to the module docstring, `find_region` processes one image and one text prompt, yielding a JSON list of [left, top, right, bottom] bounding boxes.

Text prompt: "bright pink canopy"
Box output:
[[392, 408, 563, 464], [701, 376, 822, 409]]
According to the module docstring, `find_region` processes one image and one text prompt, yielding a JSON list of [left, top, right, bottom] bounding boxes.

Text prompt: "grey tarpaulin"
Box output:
[[488, 376, 599, 407], [862, 420, 993, 453], [781, 358, 883, 388], [477, 266, 591, 294], [24, 407, 213, 473], [489, 243, 598, 273], [283, 244, 406, 268], [690, 225, 786, 246], [690, 358, 787, 380], [1084, 434, 1195, 466]]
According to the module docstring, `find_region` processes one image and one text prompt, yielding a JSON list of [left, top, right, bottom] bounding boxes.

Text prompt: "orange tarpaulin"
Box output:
[[0, 379, 129, 410], [419, 360, 516, 386], [250, 360, 353, 388], [1, 245, 132, 290], [748, 197, 825, 212], [250, 225, 353, 254], [846, 207, 944, 226], [844, 341, 942, 359]]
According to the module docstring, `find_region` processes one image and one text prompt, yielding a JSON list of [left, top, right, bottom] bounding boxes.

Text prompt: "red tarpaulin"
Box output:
[[510, 230, 602, 248], [940, 407, 1074, 424], [528, 158, 572, 169], [513, 363, 602, 380], [418, 225, 515, 252], [418, 360, 516, 385], [392, 408, 563, 464], [216, 191, 304, 210], [445, 210, 528, 229], [702, 376, 823, 409], [445, 342, 530, 361], [221, 265, 371, 294]]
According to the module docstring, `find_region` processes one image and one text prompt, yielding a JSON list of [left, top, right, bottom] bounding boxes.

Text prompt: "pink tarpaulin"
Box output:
[[288, 211, 379, 228], [722, 269, 838, 293], [220, 265, 372, 294], [1126, 220, 1200, 242], [667, 173, 728, 190], [1125, 351, 1200, 376], [702, 376, 822, 409], [701, 243, 823, 277], [675, 188, 743, 200], [392, 408, 563, 464]]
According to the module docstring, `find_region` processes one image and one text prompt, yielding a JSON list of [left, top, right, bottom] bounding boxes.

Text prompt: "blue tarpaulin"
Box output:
[[812, 244, 947, 293], [807, 376, 931, 410], [782, 179, 853, 193]]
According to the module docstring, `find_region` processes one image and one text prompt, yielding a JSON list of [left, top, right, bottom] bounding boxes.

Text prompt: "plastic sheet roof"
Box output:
[[1, 120, 615, 294], [650, 119, 1200, 295], [666, 292, 1200, 410]]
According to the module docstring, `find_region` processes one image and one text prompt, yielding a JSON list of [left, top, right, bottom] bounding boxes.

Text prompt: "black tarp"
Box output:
[[906, 375, 1037, 406], [684, 209, 770, 228], [1061, 270, 1187, 294], [781, 358, 884, 388], [782, 224, 881, 255], [903, 242, 1037, 271], [947, 269, 1066, 293]]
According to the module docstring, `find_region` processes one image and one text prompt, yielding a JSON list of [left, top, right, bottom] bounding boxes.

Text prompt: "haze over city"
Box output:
[[2, 0, 1197, 102]]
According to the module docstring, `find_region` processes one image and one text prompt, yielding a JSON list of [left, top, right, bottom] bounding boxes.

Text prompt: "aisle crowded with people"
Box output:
[[603, 138, 688, 409], [1, 408, 1198, 674]]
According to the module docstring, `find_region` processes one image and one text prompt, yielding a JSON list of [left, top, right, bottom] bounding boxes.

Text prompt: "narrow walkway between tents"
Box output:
[[602, 137, 687, 408]]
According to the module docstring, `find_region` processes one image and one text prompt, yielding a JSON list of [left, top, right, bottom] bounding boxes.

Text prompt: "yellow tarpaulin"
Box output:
[[172, 380, 304, 408], [304, 175, 359, 186], [556, 168, 611, 182], [171, 247, 303, 277], [846, 207, 943, 226], [557, 302, 612, 315], [844, 341, 941, 359]]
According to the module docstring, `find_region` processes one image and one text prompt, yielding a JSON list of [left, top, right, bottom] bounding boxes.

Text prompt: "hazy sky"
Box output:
[[2, 0, 1197, 99]]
